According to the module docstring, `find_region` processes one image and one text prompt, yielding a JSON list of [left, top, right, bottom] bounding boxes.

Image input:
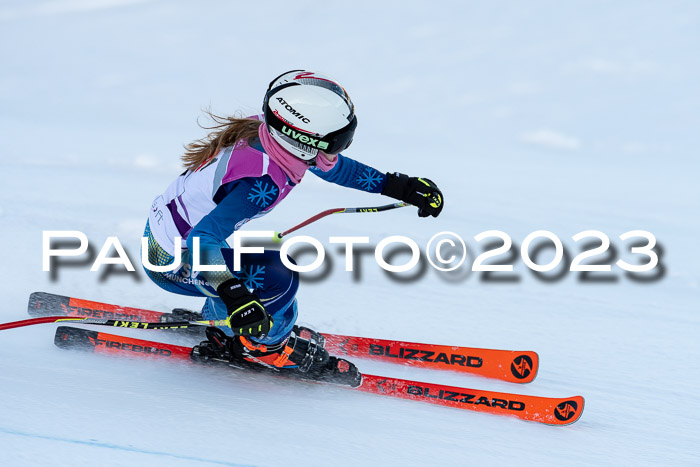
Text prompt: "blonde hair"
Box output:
[[182, 112, 262, 172]]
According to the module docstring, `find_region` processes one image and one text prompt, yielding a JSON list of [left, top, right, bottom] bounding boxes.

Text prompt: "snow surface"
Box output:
[[1, 1, 699, 466]]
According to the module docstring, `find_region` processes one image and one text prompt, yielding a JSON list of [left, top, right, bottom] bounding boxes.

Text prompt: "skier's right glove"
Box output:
[[382, 172, 444, 218], [217, 278, 273, 338]]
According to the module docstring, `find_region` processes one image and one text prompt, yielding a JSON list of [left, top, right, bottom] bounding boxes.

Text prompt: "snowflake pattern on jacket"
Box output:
[[356, 167, 383, 191], [247, 180, 278, 208], [240, 264, 266, 290], [310, 154, 387, 193]]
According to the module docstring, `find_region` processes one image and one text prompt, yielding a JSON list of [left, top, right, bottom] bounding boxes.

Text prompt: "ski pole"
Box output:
[[273, 201, 410, 242], [0, 315, 227, 332]]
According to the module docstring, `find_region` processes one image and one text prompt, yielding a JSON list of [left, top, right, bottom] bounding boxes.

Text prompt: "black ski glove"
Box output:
[[382, 172, 444, 218], [217, 278, 273, 338]]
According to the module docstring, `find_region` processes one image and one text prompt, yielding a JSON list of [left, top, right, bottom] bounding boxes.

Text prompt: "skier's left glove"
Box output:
[[382, 172, 444, 218], [217, 278, 273, 338]]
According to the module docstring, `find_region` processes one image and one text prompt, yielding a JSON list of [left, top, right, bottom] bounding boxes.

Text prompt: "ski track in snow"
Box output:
[[1, 1, 699, 466], [0, 427, 253, 467]]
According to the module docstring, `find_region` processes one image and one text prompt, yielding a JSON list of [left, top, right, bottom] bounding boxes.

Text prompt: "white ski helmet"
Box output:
[[262, 70, 357, 162]]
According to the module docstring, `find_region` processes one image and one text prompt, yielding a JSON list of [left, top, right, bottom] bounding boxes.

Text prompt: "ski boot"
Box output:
[[193, 326, 361, 387]]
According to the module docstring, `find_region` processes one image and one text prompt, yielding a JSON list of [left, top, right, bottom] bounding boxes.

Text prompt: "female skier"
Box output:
[[143, 70, 443, 383]]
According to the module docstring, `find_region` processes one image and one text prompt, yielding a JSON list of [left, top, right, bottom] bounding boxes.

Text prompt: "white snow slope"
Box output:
[[1, 1, 699, 466]]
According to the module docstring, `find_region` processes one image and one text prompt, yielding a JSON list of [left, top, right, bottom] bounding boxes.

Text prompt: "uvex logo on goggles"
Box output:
[[281, 125, 330, 150]]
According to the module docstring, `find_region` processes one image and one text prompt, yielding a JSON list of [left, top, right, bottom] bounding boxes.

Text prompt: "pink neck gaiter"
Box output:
[[257, 123, 337, 184]]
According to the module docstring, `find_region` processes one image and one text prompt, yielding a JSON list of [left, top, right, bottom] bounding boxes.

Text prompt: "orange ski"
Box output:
[[54, 326, 192, 360], [359, 374, 583, 425], [53, 327, 583, 425], [29, 292, 539, 383], [322, 334, 539, 383], [29, 291, 166, 322]]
